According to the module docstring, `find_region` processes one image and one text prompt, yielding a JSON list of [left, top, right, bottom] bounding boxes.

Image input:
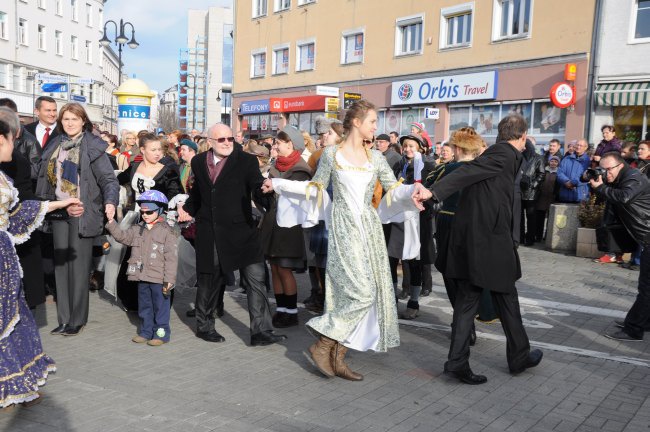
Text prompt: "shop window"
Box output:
[[12, 66, 23, 92], [531, 100, 566, 136], [502, 101, 532, 129], [492, 0, 532, 41], [341, 30, 364, 64], [632, 0, 650, 41], [289, 113, 299, 128], [299, 113, 312, 134], [296, 40, 315, 71], [449, 106, 471, 132], [440, 3, 473, 49], [274, 0, 290, 12], [400, 109, 420, 136], [614, 106, 645, 143], [395, 14, 423, 56], [252, 0, 268, 18], [384, 110, 403, 134], [251, 50, 266, 78], [273, 46, 289, 75], [471, 104, 500, 136], [0, 13, 9, 40], [377, 111, 386, 135]]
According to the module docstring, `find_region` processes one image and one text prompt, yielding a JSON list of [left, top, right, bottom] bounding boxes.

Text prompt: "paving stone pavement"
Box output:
[[1, 245, 649, 432]]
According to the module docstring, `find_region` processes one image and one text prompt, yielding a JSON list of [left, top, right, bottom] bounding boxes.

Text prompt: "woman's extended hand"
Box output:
[[105, 203, 116, 222]]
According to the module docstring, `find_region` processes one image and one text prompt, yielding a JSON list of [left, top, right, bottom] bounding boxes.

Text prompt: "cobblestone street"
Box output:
[[1, 245, 649, 432]]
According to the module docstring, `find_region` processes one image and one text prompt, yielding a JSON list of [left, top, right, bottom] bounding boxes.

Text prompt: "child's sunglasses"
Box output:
[[140, 209, 157, 216]]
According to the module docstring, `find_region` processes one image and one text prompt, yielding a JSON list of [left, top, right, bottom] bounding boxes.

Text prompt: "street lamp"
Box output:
[[99, 19, 139, 85], [217, 84, 232, 126], [182, 74, 198, 130]]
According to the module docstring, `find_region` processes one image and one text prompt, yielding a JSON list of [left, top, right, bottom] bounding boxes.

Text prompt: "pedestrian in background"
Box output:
[[519, 139, 546, 246], [534, 155, 560, 241], [557, 139, 591, 203], [593, 125, 622, 165]]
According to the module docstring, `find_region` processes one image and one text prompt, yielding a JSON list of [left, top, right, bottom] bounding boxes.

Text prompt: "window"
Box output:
[[71, 35, 78, 59], [395, 15, 423, 56], [12, 66, 23, 92], [296, 41, 315, 71], [341, 30, 364, 64], [0, 12, 8, 40], [274, 0, 290, 12], [85, 40, 92, 63], [71, 0, 78, 21], [38, 25, 46, 50], [632, 0, 650, 40], [0, 63, 6, 88], [298, 0, 315, 4], [56, 0, 63, 15], [493, 0, 532, 40], [86, 3, 92, 27], [38, 0, 46, 9], [55, 30, 63, 55], [19, 19, 28, 46], [252, 0, 267, 18], [273, 46, 289, 74], [440, 3, 473, 49], [251, 50, 266, 77]]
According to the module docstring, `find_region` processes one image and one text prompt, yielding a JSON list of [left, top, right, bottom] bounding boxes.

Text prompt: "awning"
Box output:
[[595, 82, 650, 106]]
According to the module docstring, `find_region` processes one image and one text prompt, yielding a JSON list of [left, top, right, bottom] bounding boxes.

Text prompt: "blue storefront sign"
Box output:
[[118, 104, 150, 119], [391, 71, 499, 106], [240, 99, 270, 114], [41, 83, 68, 93]]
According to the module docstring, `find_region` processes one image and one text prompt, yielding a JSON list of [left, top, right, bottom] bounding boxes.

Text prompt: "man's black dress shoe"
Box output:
[[250, 331, 287, 346], [50, 324, 67, 335], [196, 331, 225, 343], [444, 368, 487, 385], [63, 325, 84, 336], [510, 349, 543, 374]]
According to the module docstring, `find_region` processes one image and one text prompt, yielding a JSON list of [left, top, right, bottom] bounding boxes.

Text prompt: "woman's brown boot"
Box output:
[[306, 336, 336, 377], [331, 343, 364, 381]]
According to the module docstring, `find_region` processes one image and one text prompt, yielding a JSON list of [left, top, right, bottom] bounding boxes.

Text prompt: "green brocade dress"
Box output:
[[272, 146, 413, 352]]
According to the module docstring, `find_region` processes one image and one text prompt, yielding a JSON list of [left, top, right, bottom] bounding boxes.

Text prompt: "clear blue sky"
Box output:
[[104, 0, 232, 93]]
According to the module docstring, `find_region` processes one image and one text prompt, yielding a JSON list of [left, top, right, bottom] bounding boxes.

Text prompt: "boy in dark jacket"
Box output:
[[106, 190, 178, 346]]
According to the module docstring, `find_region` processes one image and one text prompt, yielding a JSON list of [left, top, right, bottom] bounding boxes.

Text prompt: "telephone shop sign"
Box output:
[[391, 71, 498, 106]]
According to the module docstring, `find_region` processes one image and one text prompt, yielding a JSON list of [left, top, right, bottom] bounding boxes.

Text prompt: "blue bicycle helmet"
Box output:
[[136, 190, 169, 208]]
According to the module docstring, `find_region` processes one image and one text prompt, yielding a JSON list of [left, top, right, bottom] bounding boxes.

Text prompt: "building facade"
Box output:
[[233, 0, 596, 147], [159, 84, 179, 132], [0, 0, 110, 124], [180, 6, 233, 132], [100, 45, 120, 133], [591, 0, 650, 144]]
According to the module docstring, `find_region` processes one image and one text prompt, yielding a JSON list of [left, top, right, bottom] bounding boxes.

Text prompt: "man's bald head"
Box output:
[[207, 123, 235, 158]]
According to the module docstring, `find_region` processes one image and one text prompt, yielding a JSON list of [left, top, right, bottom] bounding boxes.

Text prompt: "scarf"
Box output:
[[275, 150, 301, 172], [207, 150, 228, 183], [47, 133, 83, 197]]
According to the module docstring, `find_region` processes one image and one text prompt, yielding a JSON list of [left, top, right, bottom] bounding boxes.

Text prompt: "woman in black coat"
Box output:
[[259, 127, 312, 328]]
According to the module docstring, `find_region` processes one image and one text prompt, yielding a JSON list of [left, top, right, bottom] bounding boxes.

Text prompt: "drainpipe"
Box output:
[[585, 0, 603, 140]]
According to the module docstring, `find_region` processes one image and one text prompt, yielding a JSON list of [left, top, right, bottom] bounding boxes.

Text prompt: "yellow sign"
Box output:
[[325, 97, 339, 112]]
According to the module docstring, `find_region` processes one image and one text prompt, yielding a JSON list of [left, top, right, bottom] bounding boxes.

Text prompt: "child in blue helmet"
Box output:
[[105, 190, 178, 346]]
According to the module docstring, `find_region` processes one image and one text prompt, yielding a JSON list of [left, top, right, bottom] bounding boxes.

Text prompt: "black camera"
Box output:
[[583, 167, 607, 181]]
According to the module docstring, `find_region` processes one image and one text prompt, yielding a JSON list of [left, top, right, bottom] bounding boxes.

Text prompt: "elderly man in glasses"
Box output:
[[178, 123, 286, 347]]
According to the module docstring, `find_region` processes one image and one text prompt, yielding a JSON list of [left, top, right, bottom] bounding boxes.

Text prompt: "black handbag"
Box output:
[[596, 224, 638, 254]]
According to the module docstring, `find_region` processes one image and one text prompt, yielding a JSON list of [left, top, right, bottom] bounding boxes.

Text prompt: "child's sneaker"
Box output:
[[132, 335, 148, 343], [147, 339, 166, 346]]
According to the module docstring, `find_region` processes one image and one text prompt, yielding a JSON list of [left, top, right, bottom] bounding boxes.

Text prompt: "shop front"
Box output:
[[593, 82, 650, 143], [236, 93, 339, 138]]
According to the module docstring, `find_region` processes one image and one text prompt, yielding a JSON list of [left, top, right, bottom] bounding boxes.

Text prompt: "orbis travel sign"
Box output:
[[391, 71, 498, 106]]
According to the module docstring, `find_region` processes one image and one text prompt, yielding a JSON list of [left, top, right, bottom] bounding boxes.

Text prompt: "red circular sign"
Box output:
[[550, 82, 574, 108]]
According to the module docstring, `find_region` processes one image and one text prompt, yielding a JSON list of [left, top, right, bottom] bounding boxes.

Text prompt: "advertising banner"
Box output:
[[391, 71, 498, 106]]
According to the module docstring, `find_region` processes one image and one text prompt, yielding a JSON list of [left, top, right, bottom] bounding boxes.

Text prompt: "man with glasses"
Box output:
[[177, 123, 286, 347], [589, 152, 650, 341], [557, 138, 591, 203]]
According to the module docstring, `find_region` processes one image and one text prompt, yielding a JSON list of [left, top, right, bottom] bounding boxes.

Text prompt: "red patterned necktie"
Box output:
[[42, 127, 51, 147]]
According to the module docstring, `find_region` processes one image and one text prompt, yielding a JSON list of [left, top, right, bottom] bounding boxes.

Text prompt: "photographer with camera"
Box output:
[[587, 152, 650, 341]]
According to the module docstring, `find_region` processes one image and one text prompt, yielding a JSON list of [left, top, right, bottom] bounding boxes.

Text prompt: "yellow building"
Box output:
[[233, 0, 596, 145]]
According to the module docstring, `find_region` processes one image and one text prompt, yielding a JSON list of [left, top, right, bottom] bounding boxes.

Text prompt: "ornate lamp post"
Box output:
[[99, 19, 139, 85]]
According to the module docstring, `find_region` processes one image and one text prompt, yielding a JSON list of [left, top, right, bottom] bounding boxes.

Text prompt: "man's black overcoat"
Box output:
[[431, 141, 523, 293], [183, 148, 265, 274]]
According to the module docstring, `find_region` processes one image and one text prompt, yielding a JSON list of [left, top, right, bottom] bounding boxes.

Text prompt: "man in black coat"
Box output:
[[178, 123, 285, 346], [413, 114, 543, 385]]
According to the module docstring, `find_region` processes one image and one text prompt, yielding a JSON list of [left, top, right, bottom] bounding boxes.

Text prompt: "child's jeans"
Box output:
[[138, 282, 171, 342]]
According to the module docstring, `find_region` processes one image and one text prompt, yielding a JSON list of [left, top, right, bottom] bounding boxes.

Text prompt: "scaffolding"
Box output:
[[178, 36, 208, 132]]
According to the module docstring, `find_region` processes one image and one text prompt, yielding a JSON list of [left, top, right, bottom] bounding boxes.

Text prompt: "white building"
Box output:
[[184, 6, 233, 131], [591, 0, 650, 143], [0, 0, 109, 124], [100, 45, 120, 133], [159, 84, 179, 132]]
